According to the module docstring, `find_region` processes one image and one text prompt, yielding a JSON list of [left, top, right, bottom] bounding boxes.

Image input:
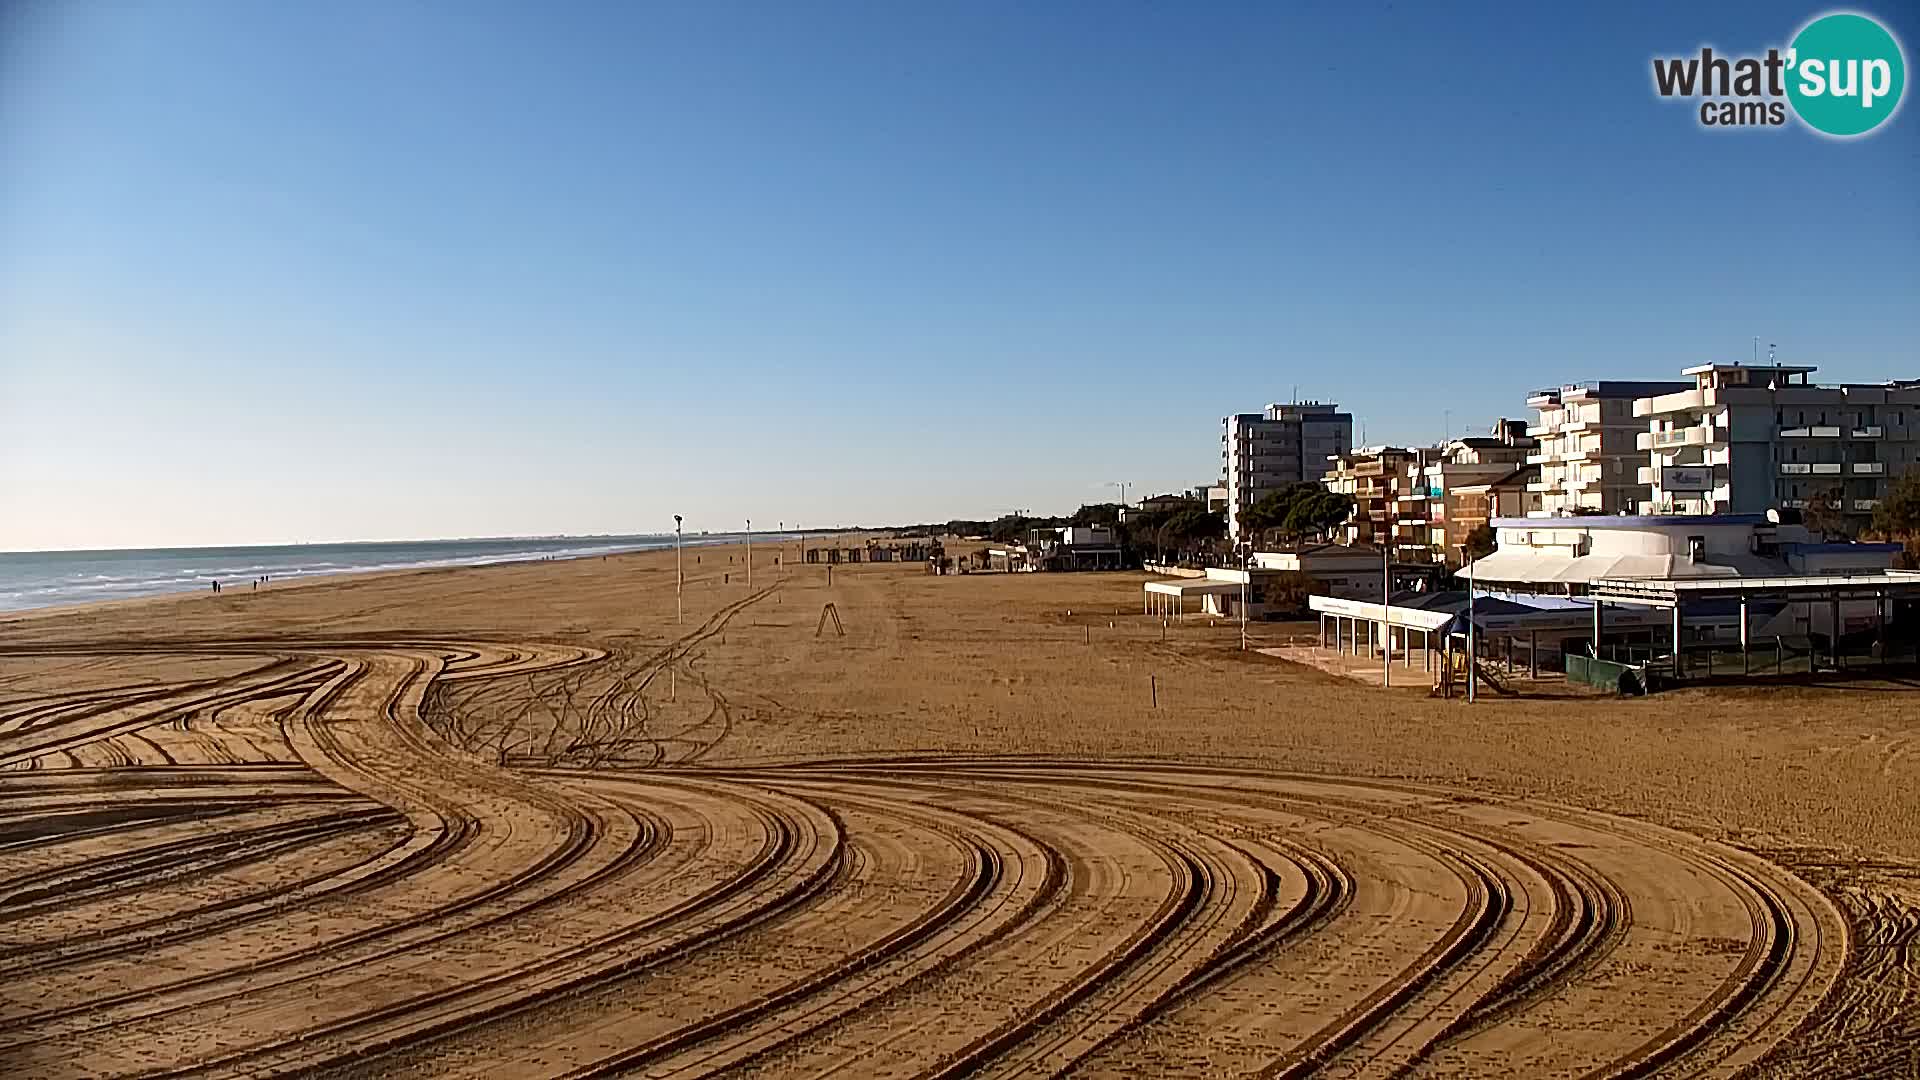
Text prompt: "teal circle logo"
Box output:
[[1787, 13, 1906, 136]]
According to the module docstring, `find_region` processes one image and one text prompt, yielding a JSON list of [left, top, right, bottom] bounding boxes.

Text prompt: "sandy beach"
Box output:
[[1, 542, 1913, 1077]]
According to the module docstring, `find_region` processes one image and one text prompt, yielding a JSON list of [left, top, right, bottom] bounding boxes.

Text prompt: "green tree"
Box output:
[[1868, 465, 1920, 568], [1462, 524, 1496, 562], [1802, 486, 1855, 540], [1070, 503, 1122, 527]]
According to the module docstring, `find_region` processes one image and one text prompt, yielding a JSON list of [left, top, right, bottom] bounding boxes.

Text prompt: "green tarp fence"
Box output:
[[1566, 653, 1648, 695]]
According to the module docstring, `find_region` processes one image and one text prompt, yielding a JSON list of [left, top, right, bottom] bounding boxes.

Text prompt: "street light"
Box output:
[[745, 518, 753, 588], [673, 515, 683, 623], [1466, 549, 1477, 703], [1382, 540, 1391, 688], [1238, 543, 1252, 651]]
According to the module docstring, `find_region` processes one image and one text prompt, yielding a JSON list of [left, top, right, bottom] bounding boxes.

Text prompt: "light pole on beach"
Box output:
[[1467, 551, 1477, 703], [1237, 542, 1251, 652], [745, 519, 752, 588], [674, 515, 683, 623], [1382, 541, 1391, 689]]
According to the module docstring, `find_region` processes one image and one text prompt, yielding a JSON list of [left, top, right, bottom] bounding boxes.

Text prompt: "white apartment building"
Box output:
[[1635, 363, 1920, 528], [1222, 402, 1353, 543], [1525, 380, 1689, 516]]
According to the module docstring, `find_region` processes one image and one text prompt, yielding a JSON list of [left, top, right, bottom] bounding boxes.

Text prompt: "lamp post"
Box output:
[[1382, 541, 1391, 688], [745, 518, 752, 588], [1466, 550, 1477, 703], [673, 515, 683, 623], [1238, 543, 1252, 652]]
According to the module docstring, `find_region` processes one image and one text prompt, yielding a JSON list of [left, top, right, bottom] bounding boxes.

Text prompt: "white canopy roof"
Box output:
[[1143, 579, 1241, 596], [1460, 549, 1784, 585]]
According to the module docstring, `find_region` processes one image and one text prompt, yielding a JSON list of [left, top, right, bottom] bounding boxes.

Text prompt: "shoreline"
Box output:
[[0, 532, 821, 622]]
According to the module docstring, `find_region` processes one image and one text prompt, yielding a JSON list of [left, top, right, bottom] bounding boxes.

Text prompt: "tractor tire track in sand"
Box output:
[[0, 633, 1852, 1079]]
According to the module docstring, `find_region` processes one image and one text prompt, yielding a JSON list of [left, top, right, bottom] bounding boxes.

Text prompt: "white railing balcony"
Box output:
[[1526, 452, 1553, 464], [1854, 499, 1881, 511], [1811, 462, 1843, 475], [1852, 461, 1885, 475], [1781, 499, 1808, 509], [1633, 386, 1712, 417], [1653, 427, 1715, 449], [1637, 466, 1657, 485], [1778, 426, 1841, 438], [1852, 426, 1884, 438], [1780, 462, 1812, 474]]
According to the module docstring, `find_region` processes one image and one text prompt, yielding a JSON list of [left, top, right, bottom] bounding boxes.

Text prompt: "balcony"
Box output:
[[1781, 499, 1808, 509], [1852, 426, 1885, 438], [1811, 462, 1843, 475], [1779, 426, 1842, 438], [1633, 386, 1713, 417], [1637, 466, 1656, 485], [1638, 427, 1716, 451], [1780, 463, 1812, 474], [1525, 452, 1553, 465], [1855, 499, 1881, 512], [1852, 461, 1885, 475]]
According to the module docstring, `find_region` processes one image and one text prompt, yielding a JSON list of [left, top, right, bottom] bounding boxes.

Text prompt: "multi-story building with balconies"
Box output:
[[1393, 421, 1538, 564], [1222, 402, 1353, 543], [1525, 380, 1690, 516], [1324, 446, 1420, 549], [1635, 364, 1920, 530]]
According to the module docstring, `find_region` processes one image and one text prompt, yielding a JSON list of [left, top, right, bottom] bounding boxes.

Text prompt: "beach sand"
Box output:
[[0, 542, 1912, 1077]]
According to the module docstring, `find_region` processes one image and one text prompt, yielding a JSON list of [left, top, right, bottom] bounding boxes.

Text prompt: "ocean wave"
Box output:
[[0, 537, 677, 612]]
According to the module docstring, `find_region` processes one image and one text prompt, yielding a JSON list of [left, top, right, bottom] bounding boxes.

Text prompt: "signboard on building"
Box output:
[[1661, 466, 1713, 492]]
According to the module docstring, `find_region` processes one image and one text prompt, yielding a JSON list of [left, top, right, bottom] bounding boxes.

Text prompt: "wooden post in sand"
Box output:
[[1150, 675, 1157, 709]]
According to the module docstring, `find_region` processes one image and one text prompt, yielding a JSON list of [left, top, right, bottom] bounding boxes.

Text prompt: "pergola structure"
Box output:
[[1143, 579, 1238, 617], [1307, 596, 1454, 672], [1586, 570, 1920, 677]]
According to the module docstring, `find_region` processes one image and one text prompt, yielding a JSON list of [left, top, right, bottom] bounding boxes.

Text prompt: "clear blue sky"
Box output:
[[3, 1, 1915, 549]]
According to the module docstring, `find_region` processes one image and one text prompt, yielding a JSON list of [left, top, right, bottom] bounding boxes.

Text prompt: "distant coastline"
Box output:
[[0, 532, 802, 613]]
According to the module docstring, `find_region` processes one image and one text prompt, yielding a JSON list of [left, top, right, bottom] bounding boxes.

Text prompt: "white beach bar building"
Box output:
[[1305, 513, 1919, 688], [1460, 513, 1917, 675], [1142, 544, 1404, 620]]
